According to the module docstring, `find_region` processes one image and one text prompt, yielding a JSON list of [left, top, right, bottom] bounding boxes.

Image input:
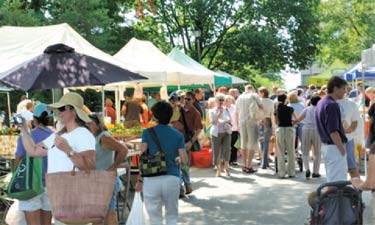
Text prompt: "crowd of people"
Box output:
[[8, 75, 375, 225]]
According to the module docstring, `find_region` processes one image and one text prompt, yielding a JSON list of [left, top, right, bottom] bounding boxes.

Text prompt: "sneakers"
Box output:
[[185, 184, 193, 195], [179, 189, 185, 199], [312, 173, 321, 178], [305, 170, 311, 178]]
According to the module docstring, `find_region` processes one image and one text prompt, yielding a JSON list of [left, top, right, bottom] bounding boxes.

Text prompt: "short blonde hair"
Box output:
[[287, 92, 299, 103], [207, 97, 216, 109], [224, 95, 235, 104]]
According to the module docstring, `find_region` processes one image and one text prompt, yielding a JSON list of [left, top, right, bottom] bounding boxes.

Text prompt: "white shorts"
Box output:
[[239, 120, 259, 151], [321, 144, 348, 182], [18, 191, 51, 212]]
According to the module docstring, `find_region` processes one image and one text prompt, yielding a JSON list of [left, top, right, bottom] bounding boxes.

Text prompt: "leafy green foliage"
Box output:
[[317, 0, 375, 64]]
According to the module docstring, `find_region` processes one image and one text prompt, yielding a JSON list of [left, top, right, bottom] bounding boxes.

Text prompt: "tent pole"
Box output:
[[362, 65, 367, 177], [101, 86, 105, 115], [115, 88, 120, 124], [6, 92, 11, 122]]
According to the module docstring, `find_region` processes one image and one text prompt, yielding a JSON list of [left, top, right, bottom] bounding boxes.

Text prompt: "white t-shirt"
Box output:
[[16, 99, 32, 114], [44, 127, 95, 174], [260, 98, 274, 118], [337, 98, 361, 140], [20, 110, 33, 122]]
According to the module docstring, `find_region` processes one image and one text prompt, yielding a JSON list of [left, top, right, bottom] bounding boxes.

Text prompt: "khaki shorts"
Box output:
[[239, 120, 259, 150]]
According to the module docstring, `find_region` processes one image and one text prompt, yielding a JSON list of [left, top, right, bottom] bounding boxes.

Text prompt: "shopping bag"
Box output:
[[6, 156, 44, 200], [5, 200, 27, 225], [234, 135, 241, 149], [126, 192, 150, 225], [46, 169, 116, 224]]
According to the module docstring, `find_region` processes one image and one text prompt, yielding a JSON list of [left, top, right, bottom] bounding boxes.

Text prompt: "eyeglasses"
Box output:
[[219, 99, 224, 102], [185, 98, 192, 101], [57, 105, 72, 112]]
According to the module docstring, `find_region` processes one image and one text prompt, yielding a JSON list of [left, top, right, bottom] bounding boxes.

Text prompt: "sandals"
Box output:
[[242, 167, 257, 174]]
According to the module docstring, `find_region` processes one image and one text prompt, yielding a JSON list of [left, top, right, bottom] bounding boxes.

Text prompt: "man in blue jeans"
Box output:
[[178, 92, 203, 197]]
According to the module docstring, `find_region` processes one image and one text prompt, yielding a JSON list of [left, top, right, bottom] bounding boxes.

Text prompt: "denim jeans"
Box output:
[[180, 150, 191, 188], [260, 121, 272, 168]]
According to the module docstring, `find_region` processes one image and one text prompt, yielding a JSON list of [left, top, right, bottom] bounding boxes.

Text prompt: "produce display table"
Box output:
[[0, 135, 17, 157]]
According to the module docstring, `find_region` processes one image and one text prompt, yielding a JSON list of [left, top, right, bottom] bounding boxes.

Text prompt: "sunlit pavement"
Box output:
[[178, 160, 373, 225]]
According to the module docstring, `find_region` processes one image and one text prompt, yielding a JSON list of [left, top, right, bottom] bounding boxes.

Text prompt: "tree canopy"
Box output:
[[317, 0, 375, 64]]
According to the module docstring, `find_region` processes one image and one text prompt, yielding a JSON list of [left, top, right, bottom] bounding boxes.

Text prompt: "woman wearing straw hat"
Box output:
[[15, 103, 54, 225], [18, 92, 96, 173], [17, 92, 96, 224]]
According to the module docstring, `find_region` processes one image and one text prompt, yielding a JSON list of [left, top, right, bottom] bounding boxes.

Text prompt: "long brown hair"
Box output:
[[88, 114, 108, 133]]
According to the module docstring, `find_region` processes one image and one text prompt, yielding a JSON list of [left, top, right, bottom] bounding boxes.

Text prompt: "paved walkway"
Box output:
[[178, 161, 373, 225]]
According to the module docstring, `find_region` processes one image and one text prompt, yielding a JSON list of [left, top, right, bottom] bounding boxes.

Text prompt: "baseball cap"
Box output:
[[169, 92, 179, 99], [176, 90, 186, 97], [33, 103, 52, 117]]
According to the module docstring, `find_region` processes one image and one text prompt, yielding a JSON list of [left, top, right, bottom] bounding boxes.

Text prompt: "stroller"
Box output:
[[309, 181, 364, 225]]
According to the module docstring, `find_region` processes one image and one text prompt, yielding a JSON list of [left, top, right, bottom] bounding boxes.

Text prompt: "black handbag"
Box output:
[[139, 128, 168, 177], [180, 108, 201, 152]]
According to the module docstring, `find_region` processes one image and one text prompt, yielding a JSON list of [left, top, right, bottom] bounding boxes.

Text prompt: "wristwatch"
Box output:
[[68, 150, 75, 157]]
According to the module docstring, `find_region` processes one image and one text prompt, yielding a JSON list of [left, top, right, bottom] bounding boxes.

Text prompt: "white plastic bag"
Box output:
[[126, 192, 150, 225], [5, 200, 27, 225]]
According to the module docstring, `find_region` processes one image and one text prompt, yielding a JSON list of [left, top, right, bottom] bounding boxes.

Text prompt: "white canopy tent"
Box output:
[[0, 23, 137, 77], [113, 38, 214, 87]]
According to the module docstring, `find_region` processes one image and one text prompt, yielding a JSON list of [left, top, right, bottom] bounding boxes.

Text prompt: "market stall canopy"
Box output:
[[215, 70, 248, 85], [307, 60, 348, 87], [113, 38, 214, 87], [339, 62, 375, 81], [0, 44, 146, 91], [167, 48, 231, 87], [0, 23, 138, 77]]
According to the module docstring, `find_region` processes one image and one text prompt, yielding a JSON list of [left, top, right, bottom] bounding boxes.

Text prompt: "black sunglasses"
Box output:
[[219, 99, 224, 101], [185, 98, 192, 101], [57, 105, 73, 112]]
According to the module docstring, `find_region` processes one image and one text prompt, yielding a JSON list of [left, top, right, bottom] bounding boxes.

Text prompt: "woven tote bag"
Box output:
[[46, 169, 116, 224]]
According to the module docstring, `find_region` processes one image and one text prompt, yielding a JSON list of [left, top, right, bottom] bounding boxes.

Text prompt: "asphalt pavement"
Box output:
[[178, 159, 373, 225]]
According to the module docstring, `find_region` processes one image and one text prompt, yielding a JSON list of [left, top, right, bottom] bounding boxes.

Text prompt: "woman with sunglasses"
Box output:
[[15, 103, 53, 225], [210, 93, 232, 176], [17, 92, 96, 224]]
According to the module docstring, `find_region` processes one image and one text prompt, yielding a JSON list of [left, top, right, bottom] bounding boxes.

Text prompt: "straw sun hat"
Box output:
[[48, 92, 91, 123]]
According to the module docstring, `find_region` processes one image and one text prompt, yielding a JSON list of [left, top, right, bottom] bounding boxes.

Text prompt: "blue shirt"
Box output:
[[16, 127, 53, 186], [141, 124, 185, 178], [315, 96, 347, 144]]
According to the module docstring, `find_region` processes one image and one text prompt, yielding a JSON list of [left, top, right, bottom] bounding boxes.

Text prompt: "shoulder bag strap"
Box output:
[[148, 127, 164, 153], [180, 107, 190, 135]]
